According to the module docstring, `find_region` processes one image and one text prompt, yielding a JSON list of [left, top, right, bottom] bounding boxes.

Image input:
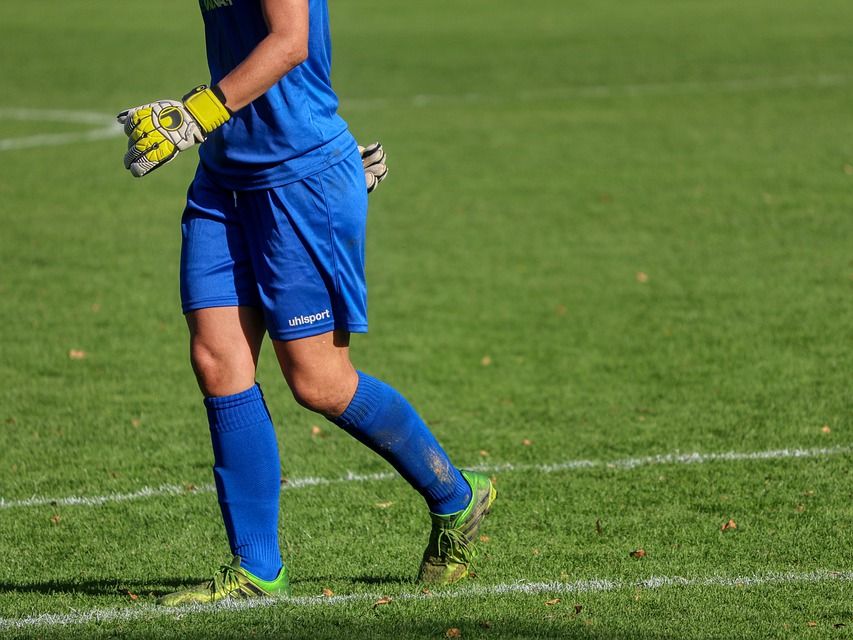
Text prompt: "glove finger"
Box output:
[[361, 141, 381, 158], [361, 143, 385, 168], [366, 163, 388, 182], [116, 110, 130, 125], [365, 172, 377, 193]]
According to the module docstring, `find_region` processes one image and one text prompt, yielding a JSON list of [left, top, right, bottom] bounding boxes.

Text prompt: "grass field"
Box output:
[[2, 0, 853, 637]]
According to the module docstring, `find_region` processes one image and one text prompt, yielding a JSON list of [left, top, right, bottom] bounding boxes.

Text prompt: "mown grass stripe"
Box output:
[[1, 570, 850, 630], [0, 446, 847, 510]]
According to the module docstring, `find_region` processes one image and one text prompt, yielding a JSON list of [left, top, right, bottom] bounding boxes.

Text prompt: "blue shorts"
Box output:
[[180, 149, 369, 341]]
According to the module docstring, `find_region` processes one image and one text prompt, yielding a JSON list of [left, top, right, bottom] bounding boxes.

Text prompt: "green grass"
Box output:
[[2, 0, 853, 637]]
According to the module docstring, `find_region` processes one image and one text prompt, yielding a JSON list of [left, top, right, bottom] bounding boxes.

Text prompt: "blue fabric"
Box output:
[[197, 0, 351, 190], [180, 150, 368, 340], [332, 372, 471, 515], [205, 384, 282, 581]]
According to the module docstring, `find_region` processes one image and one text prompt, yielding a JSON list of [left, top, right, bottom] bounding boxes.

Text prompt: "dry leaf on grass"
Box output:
[[544, 598, 561, 606], [445, 628, 461, 638], [311, 425, 323, 437], [721, 519, 737, 531], [130, 418, 141, 428], [821, 425, 831, 434], [574, 604, 583, 615], [522, 438, 533, 446], [374, 501, 393, 509], [372, 596, 392, 609], [806, 621, 817, 627], [629, 548, 646, 559], [68, 349, 87, 360], [635, 272, 649, 283], [479, 535, 490, 543], [322, 588, 334, 597], [50, 514, 61, 525], [421, 587, 431, 595], [126, 591, 139, 601], [479, 450, 489, 457], [480, 355, 492, 367]]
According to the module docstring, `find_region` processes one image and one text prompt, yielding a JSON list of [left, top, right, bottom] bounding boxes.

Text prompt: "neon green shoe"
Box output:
[[156, 555, 290, 606], [417, 469, 497, 585]]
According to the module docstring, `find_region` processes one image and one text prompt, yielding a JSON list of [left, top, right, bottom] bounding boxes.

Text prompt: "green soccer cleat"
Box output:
[[417, 469, 497, 585], [156, 555, 290, 606]]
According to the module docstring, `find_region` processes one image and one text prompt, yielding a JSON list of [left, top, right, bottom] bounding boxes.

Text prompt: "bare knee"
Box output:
[[287, 367, 358, 418], [190, 338, 257, 397]]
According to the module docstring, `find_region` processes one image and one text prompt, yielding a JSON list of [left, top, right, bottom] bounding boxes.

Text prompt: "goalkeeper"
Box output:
[[119, 0, 495, 605]]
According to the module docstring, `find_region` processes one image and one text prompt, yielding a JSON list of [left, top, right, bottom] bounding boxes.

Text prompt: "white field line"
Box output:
[[1, 569, 850, 631], [0, 107, 122, 152], [1, 446, 848, 510], [2, 73, 851, 152]]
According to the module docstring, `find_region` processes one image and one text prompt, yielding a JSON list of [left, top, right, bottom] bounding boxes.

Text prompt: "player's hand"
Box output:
[[359, 142, 388, 193], [117, 85, 231, 178]]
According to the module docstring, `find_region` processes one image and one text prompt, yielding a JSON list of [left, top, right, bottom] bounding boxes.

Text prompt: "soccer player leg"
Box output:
[[162, 170, 287, 604]]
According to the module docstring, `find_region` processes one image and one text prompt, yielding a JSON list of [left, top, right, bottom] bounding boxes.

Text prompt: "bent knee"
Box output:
[[287, 370, 357, 418]]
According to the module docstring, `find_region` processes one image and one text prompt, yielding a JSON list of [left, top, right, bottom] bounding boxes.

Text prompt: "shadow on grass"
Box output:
[[0, 578, 203, 597]]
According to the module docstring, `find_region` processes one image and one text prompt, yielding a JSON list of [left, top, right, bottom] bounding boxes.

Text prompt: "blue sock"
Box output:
[[331, 371, 471, 515], [205, 384, 282, 581]]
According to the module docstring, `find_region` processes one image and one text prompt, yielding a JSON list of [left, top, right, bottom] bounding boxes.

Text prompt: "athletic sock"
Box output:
[[331, 371, 471, 515], [205, 384, 282, 581]]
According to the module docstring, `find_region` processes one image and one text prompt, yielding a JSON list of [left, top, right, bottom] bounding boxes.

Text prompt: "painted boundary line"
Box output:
[[1, 569, 850, 631], [1, 446, 848, 510], [2, 73, 851, 152], [0, 108, 121, 151]]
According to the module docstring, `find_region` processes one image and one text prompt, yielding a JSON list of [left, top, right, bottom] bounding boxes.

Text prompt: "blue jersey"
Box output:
[[197, 0, 354, 190]]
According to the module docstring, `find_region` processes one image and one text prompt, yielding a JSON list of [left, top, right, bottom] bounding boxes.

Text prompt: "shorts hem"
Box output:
[[269, 321, 368, 342], [181, 297, 262, 315]]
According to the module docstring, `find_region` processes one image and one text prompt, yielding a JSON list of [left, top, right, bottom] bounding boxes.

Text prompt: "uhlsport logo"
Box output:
[[200, 0, 232, 12], [288, 309, 331, 328]]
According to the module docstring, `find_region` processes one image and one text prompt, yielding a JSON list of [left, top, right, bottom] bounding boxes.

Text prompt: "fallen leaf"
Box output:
[[184, 483, 197, 492], [821, 425, 831, 434], [130, 418, 141, 428], [374, 501, 393, 509], [574, 604, 583, 615], [372, 596, 392, 609], [545, 598, 561, 606], [531, 548, 540, 556], [795, 504, 806, 513], [807, 621, 817, 627], [68, 349, 87, 360], [803, 490, 815, 497], [445, 628, 461, 638], [322, 588, 334, 597], [635, 272, 649, 283], [478, 449, 489, 457], [468, 570, 478, 578], [421, 587, 431, 595], [721, 519, 737, 531], [479, 535, 490, 543], [126, 590, 139, 601], [629, 548, 646, 559], [595, 519, 603, 535], [522, 438, 533, 446], [50, 514, 61, 525], [480, 355, 492, 367], [311, 425, 323, 437]]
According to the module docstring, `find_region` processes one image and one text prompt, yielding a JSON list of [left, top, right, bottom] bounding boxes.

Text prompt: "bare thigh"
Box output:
[[186, 306, 266, 397]]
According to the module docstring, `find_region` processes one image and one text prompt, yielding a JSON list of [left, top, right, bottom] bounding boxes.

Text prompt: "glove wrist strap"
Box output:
[[183, 85, 231, 136]]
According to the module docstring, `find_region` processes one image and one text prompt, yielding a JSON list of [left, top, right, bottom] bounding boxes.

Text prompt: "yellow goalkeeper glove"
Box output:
[[117, 85, 231, 178]]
